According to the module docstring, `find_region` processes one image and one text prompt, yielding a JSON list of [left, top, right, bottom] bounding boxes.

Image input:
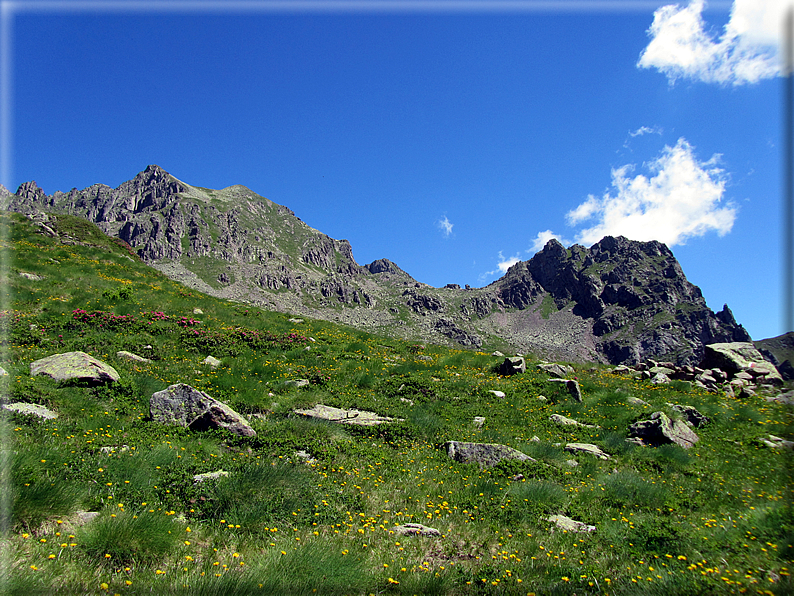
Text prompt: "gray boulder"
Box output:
[[202, 356, 222, 367], [626, 396, 650, 406], [549, 378, 583, 402], [499, 357, 526, 376], [537, 362, 575, 378], [30, 351, 120, 384], [669, 404, 710, 428], [564, 443, 610, 459], [549, 414, 599, 429], [701, 343, 783, 385], [627, 411, 699, 449], [2, 402, 58, 420], [444, 441, 535, 467], [150, 383, 256, 437]]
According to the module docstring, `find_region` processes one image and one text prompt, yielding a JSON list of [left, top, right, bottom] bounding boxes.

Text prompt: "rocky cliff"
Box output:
[[4, 165, 750, 365]]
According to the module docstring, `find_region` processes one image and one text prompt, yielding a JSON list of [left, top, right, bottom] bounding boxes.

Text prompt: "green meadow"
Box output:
[[1, 211, 792, 595]]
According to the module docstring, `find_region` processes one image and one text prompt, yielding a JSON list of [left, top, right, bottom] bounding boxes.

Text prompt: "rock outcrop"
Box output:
[[150, 383, 255, 437], [627, 412, 699, 449], [30, 351, 120, 384]]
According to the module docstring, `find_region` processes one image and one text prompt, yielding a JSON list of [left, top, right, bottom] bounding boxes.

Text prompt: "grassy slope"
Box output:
[[1, 211, 792, 595]]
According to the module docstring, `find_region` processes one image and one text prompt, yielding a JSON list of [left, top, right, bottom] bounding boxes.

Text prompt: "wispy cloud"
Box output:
[[628, 125, 663, 138], [637, 0, 783, 86], [436, 215, 454, 238], [564, 137, 736, 247]]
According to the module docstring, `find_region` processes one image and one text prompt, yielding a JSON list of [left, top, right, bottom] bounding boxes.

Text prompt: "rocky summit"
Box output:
[[4, 165, 750, 365]]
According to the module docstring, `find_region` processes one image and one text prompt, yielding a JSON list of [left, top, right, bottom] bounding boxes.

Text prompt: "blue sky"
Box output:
[[2, 0, 790, 341]]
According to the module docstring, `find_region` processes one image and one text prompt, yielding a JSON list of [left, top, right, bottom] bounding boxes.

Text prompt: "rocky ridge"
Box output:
[[4, 165, 752, 366]]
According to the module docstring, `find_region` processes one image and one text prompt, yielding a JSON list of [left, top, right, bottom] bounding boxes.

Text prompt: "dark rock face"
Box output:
[[485, 236, 749, 366]]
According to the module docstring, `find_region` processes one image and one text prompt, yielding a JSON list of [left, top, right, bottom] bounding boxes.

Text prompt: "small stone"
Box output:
[[394, 523, 441, 537], [565, 443, 610, 460], [193, 308, 204, 315], [117, 351, 151, 363], [473, 416, 485, 428], [193, 470, 229, 483], [547, 514, 595, 533], [488, 390, 506, 399], [202, 356, 221, 367], [285, 379, 310, 388]]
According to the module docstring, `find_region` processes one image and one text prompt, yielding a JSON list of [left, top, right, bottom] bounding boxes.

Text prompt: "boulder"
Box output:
[[627, 411, 699, 449], [488, 390, 506, 399], [650, 372, 671, 385], [564, 443, 610, 459], [150, 383, 256, 437], [669, 404, 710, 428], [116, 351, 151, 363], [394, 523, 441, 537], [443, 441, 535, 467], [294, 404, 401, 426], [2, 402, 57, 420], [549, 414, 599, 429], [202, 356, 221, 367], [548, 378, 583, 402], [537, 362, 574, 378], [701, 343, 783, 385], [499, 357, 526, 376], [30, 351, 120, 384], [473, 416, 485, 428], [626, 396, 650, 406], [547, 514, 595, 533]]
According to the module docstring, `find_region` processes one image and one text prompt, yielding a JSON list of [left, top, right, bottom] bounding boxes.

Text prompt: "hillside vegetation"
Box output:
[[1, 211, 792, 595]]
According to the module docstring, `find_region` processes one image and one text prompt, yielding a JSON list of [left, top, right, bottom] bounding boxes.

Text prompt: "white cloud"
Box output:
[[566, 137, 736, 247], [478, 251, 522, 283], [628, 125, 663, 138], [529, 229, 564, 253], [496, 251, 522, 273], [637, 0, 785, 85], [437, 215, 454, 238]]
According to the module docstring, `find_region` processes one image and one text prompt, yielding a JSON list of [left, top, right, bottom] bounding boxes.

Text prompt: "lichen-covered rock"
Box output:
[[701, 343, 783, 385], [444, 441, 534, 467], [564, 443, 610, 459], [2, 402, 58, 420], [547, 514, 595, 533], [150, 383, 256, 437], [294, 404, 400, 426], [117, 351, 151, 363], [193, 470, 229, 483], [30, 351, 120, 384], [628, 411, 699, 449], [394, 523, 441, 537], [550, 414, 599, 429]]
